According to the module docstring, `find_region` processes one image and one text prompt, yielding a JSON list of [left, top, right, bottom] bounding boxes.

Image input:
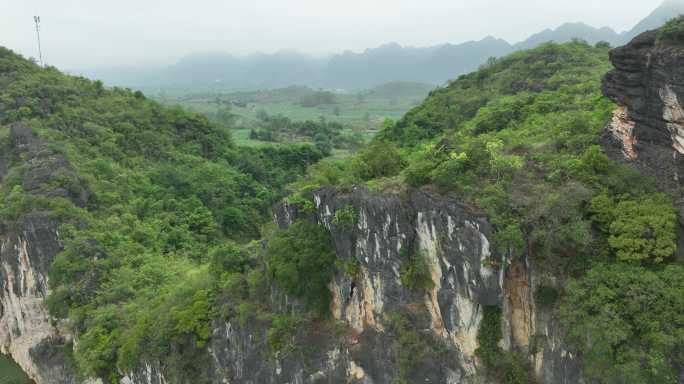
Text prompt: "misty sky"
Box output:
[[2, 0, 664, 69]]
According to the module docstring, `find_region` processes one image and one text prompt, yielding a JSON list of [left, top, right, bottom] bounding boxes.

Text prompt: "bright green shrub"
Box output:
[[561, 264, 684, 384], [352, 140, 405, 180], [608, 194, 676, 263], [332, 205, 357, 229]]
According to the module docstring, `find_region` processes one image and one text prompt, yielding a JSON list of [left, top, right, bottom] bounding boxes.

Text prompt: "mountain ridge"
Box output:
[[76, 1, 684, 90]]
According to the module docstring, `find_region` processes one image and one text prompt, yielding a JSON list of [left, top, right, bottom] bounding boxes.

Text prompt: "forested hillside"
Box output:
[[0, 47, 323, 382], [289, 39, 684, 383]]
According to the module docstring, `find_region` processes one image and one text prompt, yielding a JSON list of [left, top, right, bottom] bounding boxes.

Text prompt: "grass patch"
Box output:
[[0, 355, 32, 384]]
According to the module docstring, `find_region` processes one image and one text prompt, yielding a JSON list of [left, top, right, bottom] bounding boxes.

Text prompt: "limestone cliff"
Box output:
[[117, 187, 582, 384], [0, 125, 79, 383], [275, 187, 582, 384], [0, 89, 585, 384], [602, 27, 684, 193]]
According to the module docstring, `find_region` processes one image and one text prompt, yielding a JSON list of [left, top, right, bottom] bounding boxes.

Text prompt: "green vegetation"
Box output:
[[266, 221, 336, 314], [150, 83, 433, 151], [295, 41, 675, 274], [657, 17, 684, 44], [607, 195, 676, 263], [534, 285, 559, 308], [335, 257, 360, 279], [390, 313, 431, 382], [476, 306, 534, 384], [331, 205, 357, 229], [152, 83, 432, 131], [0, 355, 32, 384], [588, 192, 678, 263], [289, 38, 683, 381], [399, 250, 435, 293], [351, 139, 405, 180], [266, 314, 302, 353], [560, 264, 684, 384], [388, 311, 452, 384], [0, 47, 324, 382], [248, 112, 363, 154], [1, 22, 683, 383]]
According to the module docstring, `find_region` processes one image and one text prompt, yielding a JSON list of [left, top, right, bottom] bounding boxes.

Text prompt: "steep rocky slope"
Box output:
[[275, 187, 582, 383], [0, 125, 79, 383], [602, 19, 684, 229], [118, 186, 581, 384]]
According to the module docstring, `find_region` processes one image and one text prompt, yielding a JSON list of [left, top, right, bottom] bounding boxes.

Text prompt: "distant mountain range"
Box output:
[[76, 0, 684, 91]]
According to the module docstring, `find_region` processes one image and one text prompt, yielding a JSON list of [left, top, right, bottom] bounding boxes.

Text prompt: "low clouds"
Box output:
[[1, 0, 663, 68]]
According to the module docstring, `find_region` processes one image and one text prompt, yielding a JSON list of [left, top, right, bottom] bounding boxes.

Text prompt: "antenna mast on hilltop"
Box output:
[[33, 16, 44, 67]]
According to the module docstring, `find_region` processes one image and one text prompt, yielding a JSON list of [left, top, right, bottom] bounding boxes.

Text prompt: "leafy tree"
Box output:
[[561, 264, 684, 383], [608, 194, 676, 263], [485, 139, 523, 181], [267, 221, 335, 314], [352, 140, 405, 180], [210, 242, 250, 277]]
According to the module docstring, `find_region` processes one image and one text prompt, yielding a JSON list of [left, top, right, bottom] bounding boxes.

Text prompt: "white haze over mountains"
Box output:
[[2, 0, 668, 68], [2, 0, 682, 90]]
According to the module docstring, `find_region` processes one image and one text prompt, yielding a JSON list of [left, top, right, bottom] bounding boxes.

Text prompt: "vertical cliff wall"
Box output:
[[291, 187, 501, 383], [602, 29, 684, 193], [0, 125, 80, 383], [121, 186, 583, 384], [0, 214, 73, 383], [289, 187, 583, 384]]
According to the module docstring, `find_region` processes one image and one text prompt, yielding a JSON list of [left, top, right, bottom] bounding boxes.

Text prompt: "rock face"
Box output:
[[0, 214, 74, 384], [120, 187, 583, 384], [286, 187, 501, 383], [602, 28, 684, 192], [0, 125, 78, 384], [284, 187, 582, 384]]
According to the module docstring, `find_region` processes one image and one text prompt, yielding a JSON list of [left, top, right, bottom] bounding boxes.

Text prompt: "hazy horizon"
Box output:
[[2, 0, 667, 69]]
